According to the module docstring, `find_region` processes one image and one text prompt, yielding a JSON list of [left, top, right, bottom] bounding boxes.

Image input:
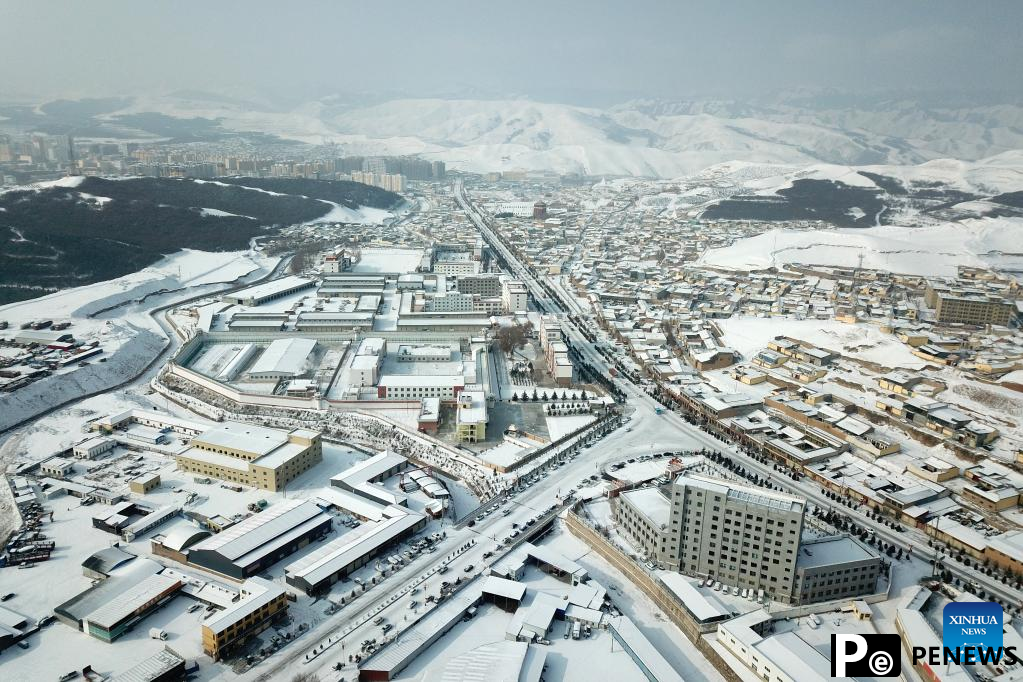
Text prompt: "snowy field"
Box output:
[[308, 201, 394, 225], [700, 217, 1023, 277], [352, 247, 425, 274], [716, 316, 927, 369], [544, 413, 596, 441]]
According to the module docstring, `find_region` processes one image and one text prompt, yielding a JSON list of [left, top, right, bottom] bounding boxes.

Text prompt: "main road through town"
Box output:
[[455, 181, 1023, 610]]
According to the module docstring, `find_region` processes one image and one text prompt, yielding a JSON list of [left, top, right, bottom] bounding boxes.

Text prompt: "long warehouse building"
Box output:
[[223, 276, 315, 307], [185, 500, 332, 580]]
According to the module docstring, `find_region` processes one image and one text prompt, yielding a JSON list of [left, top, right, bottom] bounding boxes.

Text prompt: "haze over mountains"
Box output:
[[5, 91, 1023, 178]]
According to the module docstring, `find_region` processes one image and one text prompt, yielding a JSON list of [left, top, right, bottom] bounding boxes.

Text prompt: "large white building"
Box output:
[[502, 280, 529, 313], [223, 276, 315, 307], [246, 338, 317, 381]]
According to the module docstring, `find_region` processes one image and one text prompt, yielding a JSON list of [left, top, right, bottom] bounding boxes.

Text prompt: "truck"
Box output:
[[571, 622, 582, 640], [149, 628, 168, 640]]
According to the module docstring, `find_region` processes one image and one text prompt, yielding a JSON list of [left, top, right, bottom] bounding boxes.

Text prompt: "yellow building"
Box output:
[[202, 577, 288, 661], [175, 422, 322, 492], [455, 389, 487, 443]]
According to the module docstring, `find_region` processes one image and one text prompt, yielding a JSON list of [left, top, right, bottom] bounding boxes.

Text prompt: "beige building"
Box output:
[[925, 283, 1016, 326], [616, 474, 806, 603], [175, 422, 322, 492]]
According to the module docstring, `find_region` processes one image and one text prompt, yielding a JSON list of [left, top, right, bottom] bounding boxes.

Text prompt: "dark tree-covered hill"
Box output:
[[0, 176, 398, 305]]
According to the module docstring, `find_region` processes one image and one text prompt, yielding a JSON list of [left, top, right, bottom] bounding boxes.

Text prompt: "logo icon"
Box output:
[[831, 633, 902, 677], [943, 601, 1003, 661]]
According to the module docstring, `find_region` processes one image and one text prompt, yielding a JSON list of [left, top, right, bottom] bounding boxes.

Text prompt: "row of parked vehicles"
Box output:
[[700, 577, 766, 603]]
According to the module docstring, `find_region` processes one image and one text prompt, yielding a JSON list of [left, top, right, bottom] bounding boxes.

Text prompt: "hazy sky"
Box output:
[[1, 0, 1020, 105]]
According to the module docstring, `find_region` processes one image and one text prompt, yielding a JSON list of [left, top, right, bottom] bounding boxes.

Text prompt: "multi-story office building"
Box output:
[[458, 274, 503, 298], [616, 475, 881, 604], [925, 282, 1016, 326], [792, 535, 883, 604], [502, 280, 529, 313], [619, 474, 871, 604]]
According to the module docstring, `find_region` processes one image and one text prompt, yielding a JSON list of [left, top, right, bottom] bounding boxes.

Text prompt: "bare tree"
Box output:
[[495, 322, 529, 355]]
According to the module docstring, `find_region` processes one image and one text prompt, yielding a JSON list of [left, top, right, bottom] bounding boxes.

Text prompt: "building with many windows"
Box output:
[[618, 475, 790, 603], [615, 474, 881, 604], [925, 282, 1017, 326], [174, 422, 322, 492], [201, 577, 288, 661]]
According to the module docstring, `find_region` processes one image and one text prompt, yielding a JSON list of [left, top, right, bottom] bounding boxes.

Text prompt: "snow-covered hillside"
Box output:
[[87, 94, 1023, 178], [699, 217, 1023, 277]]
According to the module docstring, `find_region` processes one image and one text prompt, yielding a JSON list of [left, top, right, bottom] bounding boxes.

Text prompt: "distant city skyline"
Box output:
[[0, 0, 1020, 106]]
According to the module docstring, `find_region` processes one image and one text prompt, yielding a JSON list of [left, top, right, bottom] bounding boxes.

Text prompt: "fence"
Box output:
[[564, 507, 744, 682]]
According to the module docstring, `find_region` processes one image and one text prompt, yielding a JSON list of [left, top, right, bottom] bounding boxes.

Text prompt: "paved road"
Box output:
[[456, 181, 1023, 610]]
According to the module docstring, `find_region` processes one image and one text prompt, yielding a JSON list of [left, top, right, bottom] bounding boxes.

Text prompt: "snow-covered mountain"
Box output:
[[9, 92, 1023, 178]]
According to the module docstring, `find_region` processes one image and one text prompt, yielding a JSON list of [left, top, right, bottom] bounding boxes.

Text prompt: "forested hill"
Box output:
[[0, 176, 400, 305], [216, 176, 401, 209]]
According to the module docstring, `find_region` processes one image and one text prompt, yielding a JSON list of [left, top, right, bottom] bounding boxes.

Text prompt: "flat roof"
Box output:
[[796, 535, 877, 570], [203, 577, 284, 635], [192, 421, 290, 457], [620, 486, 671, 530], [248, 337, 317, 376], [457, 390, 488, 426], [378, 374, 465, 387], [677, 473, 805, 513], [658, 572, 732, 622], [481, 575, 527, 602], [227, 275, 313, 301]]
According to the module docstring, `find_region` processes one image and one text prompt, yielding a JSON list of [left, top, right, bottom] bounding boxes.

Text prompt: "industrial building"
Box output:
[[222, 276, 315, 306], [82, 573, 183, 642], [284, 506, 426, 594], [73, 436, 114, 459], [185, 500, 332, 580], [246, 337, 317, 380], [174, 422, 322, 492], [284, 452, 427, 594]]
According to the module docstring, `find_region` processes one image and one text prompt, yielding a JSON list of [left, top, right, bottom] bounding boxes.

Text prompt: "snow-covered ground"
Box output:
[[309, 201, 394, 225], [352, 247, 425, 274], [700, 217, 1023, 277], [545, 413, 596, 441], [716, 316, 926, 369], [0, 248, 279, 433]]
